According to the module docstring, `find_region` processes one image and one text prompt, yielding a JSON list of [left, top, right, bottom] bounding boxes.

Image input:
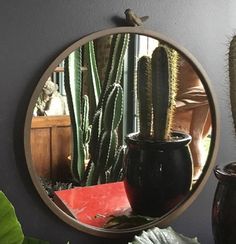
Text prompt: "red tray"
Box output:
[[54, 181, 131, 227]]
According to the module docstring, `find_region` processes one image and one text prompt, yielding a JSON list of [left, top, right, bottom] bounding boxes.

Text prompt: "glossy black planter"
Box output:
[[212, 162, 236, 244], [123, 131, 193, 217]]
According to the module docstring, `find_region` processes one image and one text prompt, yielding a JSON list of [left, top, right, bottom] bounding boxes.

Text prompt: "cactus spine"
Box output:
[[137, 45, 178, 141], [229, 36, 236, 134]]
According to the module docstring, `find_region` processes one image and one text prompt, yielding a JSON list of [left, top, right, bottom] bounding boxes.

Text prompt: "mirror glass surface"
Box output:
[[24, 28, 219, 237]]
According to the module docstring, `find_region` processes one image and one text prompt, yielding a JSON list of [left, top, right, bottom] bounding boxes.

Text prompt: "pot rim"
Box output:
[[125, 131, 192, 148], [214, 162, 236, 183]]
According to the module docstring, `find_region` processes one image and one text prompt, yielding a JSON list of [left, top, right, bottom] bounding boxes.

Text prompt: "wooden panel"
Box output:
[[31, 128, 51, 178], [31, 115, 72, 181], [51, 126, 71, 180]]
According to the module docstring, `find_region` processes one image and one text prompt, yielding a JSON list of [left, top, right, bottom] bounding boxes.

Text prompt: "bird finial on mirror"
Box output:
[[124, 9, 149, 26]]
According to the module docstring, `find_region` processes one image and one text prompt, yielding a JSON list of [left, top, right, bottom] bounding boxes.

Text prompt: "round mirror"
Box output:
[[24, 27, 219, 237]]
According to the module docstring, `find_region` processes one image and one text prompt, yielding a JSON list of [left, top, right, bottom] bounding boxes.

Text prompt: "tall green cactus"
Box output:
[[229, 36, 236, 134], [152, 46, 178, 140], [109, 145, 126, 182], [97, 33, 130, 108], [64, 34, 129, 186], [64, 48, 85, 184], [90, 83, 123, 184], [84, 41, 101, 106], [87, 34, 130, 185], [100, 83, 123, 182], [103, 83, 124, 131], [104, 34, 130, 87], [137, 56, 152, 139], [137, 45, 178, 141]]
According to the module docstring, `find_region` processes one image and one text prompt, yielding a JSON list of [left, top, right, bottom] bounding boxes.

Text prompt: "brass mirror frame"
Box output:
[[24, 27, 220, 238]]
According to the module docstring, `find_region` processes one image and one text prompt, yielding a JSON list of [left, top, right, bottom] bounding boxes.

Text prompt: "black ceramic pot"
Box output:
[[212, 162, 236, 244], [123, 131, 193, 217]]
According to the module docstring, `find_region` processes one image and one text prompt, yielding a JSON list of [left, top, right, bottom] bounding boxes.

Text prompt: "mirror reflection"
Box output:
[[30, 33, 212, 229]]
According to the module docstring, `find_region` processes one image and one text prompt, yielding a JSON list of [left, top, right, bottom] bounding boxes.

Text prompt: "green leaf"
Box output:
[[0, 191, 24, 244]]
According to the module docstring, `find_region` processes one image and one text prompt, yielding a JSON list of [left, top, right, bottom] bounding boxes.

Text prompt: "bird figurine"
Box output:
[[124, 9, 149, 26]]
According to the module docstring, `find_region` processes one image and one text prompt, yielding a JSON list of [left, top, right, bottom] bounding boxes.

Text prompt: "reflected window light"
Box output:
[[137, 35, 159, 58]]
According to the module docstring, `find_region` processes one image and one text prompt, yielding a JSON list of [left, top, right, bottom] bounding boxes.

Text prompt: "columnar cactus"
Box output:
[[64, 48, 86, 183], [98, 33, 130, 108], [87, 34, 129, 185], [101, 83, 124, 182], [89, 83, 124, 184], [152, 45, 178, 140], [85, 41, 101, 106], [64, 33, 129, 186], [65, 33, 130, 185], [137, 56, 152, 139], [109, 145, 126, 182], [137, 45, 179, 141]]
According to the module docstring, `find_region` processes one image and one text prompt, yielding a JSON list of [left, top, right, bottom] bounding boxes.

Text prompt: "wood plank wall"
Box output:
[[31, 116, 72, 181]]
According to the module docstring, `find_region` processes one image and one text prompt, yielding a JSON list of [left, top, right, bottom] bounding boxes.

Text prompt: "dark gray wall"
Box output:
[[1, 1, 236, 243]]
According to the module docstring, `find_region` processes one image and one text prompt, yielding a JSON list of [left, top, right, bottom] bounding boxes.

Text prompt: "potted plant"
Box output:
[[0, 191, 49, 243], [124, 45, 193, 217]]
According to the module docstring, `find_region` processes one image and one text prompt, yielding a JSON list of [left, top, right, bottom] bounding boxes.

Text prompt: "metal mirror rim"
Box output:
[[24, 26, 220, 238]]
